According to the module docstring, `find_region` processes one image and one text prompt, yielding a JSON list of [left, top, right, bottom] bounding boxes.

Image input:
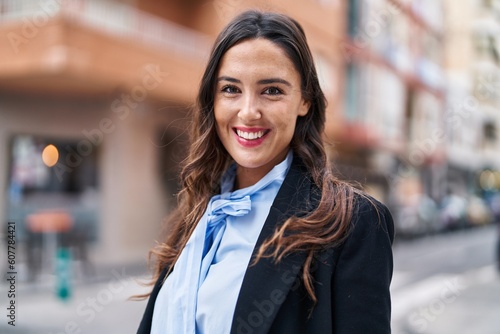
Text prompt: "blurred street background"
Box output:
[[0, 0, 499, 333]]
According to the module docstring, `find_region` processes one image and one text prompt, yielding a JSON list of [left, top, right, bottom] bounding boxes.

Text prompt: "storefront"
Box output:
[[0, 94, 187, 272]]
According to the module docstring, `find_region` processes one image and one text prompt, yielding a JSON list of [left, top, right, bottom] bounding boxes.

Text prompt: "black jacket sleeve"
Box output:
[[332, 198, 394, 333]]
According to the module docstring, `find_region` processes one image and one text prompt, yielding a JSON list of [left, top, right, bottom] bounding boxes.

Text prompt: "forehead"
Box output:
[[217, 38, 300, 81]]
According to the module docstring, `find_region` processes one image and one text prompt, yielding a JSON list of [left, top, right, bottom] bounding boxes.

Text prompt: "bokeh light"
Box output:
[[42, 144, 59, 167]]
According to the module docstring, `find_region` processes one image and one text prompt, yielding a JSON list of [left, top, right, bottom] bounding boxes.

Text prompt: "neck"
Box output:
[[234, 168, 268, 190], [234, 150, 290, 190]]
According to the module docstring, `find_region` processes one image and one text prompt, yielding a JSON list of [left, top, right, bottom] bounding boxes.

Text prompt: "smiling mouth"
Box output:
[[235, 129, 269, 140]]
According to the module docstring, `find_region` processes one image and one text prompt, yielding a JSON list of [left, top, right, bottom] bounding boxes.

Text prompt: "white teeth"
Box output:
[[236, 130, 265, 140]]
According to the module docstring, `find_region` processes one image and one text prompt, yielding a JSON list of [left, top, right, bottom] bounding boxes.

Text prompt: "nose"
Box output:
[[237, 93, 261, 122]]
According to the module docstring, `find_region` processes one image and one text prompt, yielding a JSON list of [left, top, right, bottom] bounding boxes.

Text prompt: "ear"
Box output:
[[297, 98, 310, 117]]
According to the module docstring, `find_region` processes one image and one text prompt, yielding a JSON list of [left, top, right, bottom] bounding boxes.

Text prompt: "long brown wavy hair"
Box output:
[[146, 10, 356, 304]]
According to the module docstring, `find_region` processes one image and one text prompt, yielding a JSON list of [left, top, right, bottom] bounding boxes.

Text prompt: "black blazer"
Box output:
[[137, 157, 394, 334]]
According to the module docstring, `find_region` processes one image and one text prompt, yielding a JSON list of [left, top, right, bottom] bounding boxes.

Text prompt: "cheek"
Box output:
[[214, 110, 230, 139], [276, 116, 298, 141], [286, 121, 298, 139], [213, 99, 231, 123], [213, 105, 223, 128]]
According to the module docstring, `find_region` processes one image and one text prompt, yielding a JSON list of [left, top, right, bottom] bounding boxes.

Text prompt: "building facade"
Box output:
[[338, 0, 447, 235], [443, 0, 500, 197], [0, 0, 346, 268]]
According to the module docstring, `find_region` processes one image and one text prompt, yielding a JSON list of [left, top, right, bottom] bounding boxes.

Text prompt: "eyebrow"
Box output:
[[217, 76, 292, 87]]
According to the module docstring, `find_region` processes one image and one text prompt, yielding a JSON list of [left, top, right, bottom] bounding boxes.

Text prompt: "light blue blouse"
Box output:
[[150, 150, 292, 334], [196, 151, 292, 333]]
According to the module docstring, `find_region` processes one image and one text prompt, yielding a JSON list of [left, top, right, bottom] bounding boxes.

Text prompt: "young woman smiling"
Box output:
[[137, 10, 394, 334]]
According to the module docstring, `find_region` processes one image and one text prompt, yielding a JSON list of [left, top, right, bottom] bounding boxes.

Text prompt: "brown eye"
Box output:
[[221, 85, 240, 94], [263, 87, 283, 95]]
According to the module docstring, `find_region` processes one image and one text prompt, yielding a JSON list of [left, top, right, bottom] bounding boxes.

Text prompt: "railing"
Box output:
[[0, 0, 211, 59]]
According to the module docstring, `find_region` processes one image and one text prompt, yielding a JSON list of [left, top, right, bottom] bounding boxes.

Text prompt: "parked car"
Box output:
[[489, 193, 500, 271], [394, 194, 439, 238], [486, 192, 500, 224], [466, 196, 493, 226], [497, 225, 500, 272], [439, 194, 468, 230]]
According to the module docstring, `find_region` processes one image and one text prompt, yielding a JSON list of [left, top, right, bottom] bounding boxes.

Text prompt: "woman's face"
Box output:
[[214, 38, 309, 189]]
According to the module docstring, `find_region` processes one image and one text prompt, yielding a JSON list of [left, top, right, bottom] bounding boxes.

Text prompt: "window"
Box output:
[[7, 135, 99, 241], [473, 70, 499, 102], [484, 121, 497, 142], [8, 136, 98, 195], [315, 53, 335, 96], [345, 63, 358, 121], [347, 0, 360, 37], [344, 63, 367, 122], [483, 0, 493, 8]]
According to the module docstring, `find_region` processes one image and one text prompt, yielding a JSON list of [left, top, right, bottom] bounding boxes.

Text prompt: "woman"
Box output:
[[138, 10, 394, 334]]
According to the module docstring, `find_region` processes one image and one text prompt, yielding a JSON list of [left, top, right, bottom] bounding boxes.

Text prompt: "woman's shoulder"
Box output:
[[348, 192, 395, 244], [353, 192, 392, 219], [321, 191, 394, 278]]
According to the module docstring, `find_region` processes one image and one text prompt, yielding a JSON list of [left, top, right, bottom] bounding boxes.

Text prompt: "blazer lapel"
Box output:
[[230, 156, 314, 334]]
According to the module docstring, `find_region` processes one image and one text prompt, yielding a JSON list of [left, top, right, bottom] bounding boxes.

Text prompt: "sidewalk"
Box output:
[[396, 266, 500, 334], [422, 276, 500, 334], [5, 263, 499, 334], [1, 263, 150, 334]]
